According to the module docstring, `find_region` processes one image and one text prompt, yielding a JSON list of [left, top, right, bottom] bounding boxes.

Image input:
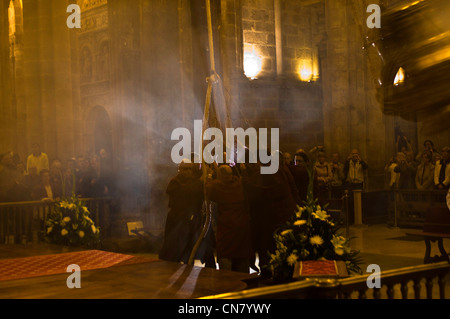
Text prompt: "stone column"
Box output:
[[0, 0, 13, 152], [219, 0, 245, 128], [50, 0, 76, 161], [322, 0, 350, 158]]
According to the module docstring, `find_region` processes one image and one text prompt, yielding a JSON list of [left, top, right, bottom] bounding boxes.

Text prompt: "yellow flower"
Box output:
[[91, 225, 97, 233], [47, 227, 53, 234], [68, 203, 76, 210], [312, 210, 330, 221], [331, 235, 350, 256], [83, 206, 89, 214], [280, 229, 293, 236], [59, 201, 69, 209], [61, 229, 68, 236], [78, 231, 85, 238], [309, 235, 323, 246], [287, 253, 298, 266], [63, 217, 71, 223], [295, 206, 306, 218], [72, 224, 78, 230], [294, 220, 306, 227]]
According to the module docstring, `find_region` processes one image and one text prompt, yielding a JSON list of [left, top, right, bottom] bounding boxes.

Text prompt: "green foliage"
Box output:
[[268, 151, 363, 282], [44, 195, 100, 248]]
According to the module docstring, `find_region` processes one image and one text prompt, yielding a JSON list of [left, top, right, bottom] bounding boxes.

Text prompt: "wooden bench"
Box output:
[[406, 206, 450, 264]]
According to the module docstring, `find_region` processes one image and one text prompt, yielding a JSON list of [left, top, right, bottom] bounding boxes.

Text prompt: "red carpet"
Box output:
[[0, 250, 156, 282]]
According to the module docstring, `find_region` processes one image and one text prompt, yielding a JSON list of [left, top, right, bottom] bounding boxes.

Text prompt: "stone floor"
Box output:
[[0, 223, 448, 299], [173, 224, 448, 272], [170, 223, 450, 299]]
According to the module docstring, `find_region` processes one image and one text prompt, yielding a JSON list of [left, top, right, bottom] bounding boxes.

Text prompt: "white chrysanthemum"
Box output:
[[286, 253, 298, 266], [309, 235, 324, 246], [78, 230, 85, 238], [61, 229, 68, 236], [63, 216, 71, 223]]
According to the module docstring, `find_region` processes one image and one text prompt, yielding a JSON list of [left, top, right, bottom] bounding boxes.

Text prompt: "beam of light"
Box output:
[[400, 0, 424, 11], [243, 48, 262, 80], [416, 45, 450, 70]]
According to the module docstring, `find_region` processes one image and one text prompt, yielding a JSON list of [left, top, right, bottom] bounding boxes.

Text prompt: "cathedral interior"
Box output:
[[0, 0, 449, 300]]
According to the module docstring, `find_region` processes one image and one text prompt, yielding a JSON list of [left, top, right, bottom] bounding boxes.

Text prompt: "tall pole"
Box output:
[[188, 0, 215, 265]]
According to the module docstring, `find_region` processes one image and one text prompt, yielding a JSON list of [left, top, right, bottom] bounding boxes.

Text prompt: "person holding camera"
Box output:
[[344, 149, 368, 190]]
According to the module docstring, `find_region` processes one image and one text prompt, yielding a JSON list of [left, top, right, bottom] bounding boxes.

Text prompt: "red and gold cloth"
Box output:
[[0, 250, 155, 282], [293, 260, 348, 279]]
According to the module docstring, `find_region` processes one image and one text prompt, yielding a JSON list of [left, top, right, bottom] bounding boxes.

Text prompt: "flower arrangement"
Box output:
[[268, 147, 363, 282], [44, 195, 100, 247]]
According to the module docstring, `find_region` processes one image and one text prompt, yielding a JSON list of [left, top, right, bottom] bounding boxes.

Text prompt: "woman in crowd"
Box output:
[[415, 150, 435, 190]]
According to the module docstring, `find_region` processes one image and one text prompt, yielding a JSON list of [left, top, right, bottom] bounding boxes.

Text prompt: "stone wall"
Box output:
[[1, 0, 448, 231], [226, 0, 326, 154]]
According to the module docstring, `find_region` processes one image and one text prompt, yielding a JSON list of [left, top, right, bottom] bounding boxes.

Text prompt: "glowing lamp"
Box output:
[[394, 67, 405, 86], [298, 60, 313, 82], [244, 49, 262, 80]]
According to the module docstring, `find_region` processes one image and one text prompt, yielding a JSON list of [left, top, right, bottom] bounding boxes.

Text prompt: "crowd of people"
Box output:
[[385, 138, 450, 191], [0, 143, 115, 203], [2, 138, 447, 275], [158, 139, 449, 275], [158, 147, 371, 275]]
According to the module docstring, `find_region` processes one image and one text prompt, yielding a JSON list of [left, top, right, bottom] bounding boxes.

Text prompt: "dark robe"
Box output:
[[159, 173, 204, 263], [289, 164, 310, 204], [247, 167, 297, 271], [206, 176, 252, 259]]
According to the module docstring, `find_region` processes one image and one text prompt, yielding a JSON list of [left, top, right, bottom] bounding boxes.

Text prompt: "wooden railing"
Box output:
[[0, 198, 112, 244], [388, 190, 448, 228], [200, 262, 450, 299], [324, 189, 447, 227]]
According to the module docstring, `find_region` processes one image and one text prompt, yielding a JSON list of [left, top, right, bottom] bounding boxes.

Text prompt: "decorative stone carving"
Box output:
[[79, 0, 107, 12], [97, 40, 110, 81], [80, 46, 93, 82]]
